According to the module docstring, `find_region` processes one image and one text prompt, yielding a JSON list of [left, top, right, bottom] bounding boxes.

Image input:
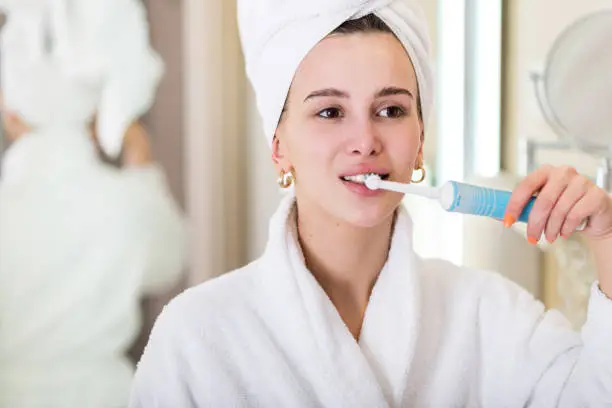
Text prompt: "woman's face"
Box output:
[[273, 32, 423, 228]]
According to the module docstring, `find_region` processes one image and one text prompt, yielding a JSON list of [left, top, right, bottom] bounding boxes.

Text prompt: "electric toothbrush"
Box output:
[[363, 174, 587, 231]]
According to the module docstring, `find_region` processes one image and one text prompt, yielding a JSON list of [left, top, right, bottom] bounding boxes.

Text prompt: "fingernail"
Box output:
[[528, 236, 538, 245], [503, 214, 516, 228]]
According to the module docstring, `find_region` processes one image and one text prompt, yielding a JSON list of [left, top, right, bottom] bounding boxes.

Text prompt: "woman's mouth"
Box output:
[[340, 172, 389, 197]]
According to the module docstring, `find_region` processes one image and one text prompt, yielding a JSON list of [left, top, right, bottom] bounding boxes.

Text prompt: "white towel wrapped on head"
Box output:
[[237, 0, 435, 147]]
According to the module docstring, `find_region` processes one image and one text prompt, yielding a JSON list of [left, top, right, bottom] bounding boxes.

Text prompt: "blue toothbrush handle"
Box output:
[[440, 181, 534, 222]]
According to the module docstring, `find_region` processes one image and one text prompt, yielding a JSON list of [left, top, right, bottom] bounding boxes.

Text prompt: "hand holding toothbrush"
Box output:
[[504, 165, 612, 244], [505, 165, 612, 298], [364, 165, 601, 241]]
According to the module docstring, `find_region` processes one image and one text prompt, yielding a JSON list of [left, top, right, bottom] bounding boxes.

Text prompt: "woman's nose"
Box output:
[[347, 120, 382, 157]]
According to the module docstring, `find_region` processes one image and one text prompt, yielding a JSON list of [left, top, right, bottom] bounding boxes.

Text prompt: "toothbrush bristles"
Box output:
[[364, 174, 381, 190]]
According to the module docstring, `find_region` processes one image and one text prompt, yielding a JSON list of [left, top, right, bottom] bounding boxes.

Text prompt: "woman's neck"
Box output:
[[295, 201, 394, 339]]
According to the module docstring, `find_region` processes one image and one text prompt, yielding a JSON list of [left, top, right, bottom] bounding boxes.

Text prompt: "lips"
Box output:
[[340, 177, 386, 197]]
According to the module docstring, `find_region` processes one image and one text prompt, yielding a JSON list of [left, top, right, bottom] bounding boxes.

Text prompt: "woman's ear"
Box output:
[[271, 135, 291, 173], [271, 136, 282, 161]]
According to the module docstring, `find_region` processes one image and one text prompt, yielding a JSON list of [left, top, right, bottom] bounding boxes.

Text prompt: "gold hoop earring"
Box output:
[[411, 166, 426, 184], [277, 168, 295, 188]]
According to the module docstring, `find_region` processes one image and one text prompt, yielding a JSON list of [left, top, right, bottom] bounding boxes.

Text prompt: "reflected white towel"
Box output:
[[0, 0, 162, 158]]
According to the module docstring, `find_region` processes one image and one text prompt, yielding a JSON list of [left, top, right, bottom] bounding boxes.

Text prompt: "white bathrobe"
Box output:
[[129, 193, 612, 407]]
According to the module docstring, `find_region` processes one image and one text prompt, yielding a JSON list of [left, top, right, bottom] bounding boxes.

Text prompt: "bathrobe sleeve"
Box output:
[[120, 164, 187, 295], [478, 274, 612, 407]]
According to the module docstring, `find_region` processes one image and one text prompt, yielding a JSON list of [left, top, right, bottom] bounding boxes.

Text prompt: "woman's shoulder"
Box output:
[[131, 260, 267, 395], [147, 260, 264, 340], [159, 261, 262, 325]]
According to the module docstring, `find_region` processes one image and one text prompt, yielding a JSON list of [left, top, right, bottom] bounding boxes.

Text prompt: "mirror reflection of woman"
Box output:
[[131, 1, 612, 406], [0, 1, 186, 407]]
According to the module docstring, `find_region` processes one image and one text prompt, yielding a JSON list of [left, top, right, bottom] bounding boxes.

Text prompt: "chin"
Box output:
[[334, 197, 400, 229]]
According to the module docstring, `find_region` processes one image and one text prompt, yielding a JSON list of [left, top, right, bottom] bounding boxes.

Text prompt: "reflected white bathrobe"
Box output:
[[0, 130, 186, 408], [0, 0, 183, 405], [130, 193, 612, 407]]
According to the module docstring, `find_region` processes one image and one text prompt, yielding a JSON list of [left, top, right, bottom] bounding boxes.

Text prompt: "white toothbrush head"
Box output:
[[364, 174, 382, 190]]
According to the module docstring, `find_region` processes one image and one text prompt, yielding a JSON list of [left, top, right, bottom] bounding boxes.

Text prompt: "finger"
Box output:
[[560, 183, 602, 237], [544, 175, 590, 242], [5, 112, 18, 126], [6, 112, 30, 134], [3, 113, 20, 136], [504, 166, 553, 227], [525, 166, 577, 243]]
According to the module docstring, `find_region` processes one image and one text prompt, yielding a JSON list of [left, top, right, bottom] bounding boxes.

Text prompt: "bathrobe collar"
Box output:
[[260, 192, 422, 407]]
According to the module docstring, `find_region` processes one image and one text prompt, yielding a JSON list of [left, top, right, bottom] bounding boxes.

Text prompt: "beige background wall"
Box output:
[[182, 0, 247, 283]]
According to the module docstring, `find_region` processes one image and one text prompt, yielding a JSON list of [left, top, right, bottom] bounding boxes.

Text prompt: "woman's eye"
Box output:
[[317, 108, 343, 119], [378, 106, 406, 118]]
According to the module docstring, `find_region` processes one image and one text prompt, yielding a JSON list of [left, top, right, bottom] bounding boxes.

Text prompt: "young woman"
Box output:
[[130, 1, 612, 406]]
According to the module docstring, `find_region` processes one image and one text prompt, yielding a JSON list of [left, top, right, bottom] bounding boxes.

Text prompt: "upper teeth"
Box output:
[[342, 173, 381, 183]]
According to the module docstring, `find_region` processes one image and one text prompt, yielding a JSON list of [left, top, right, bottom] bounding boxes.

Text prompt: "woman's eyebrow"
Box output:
[[303, 86, 414, 102], [304, 88, 349, 102], [375, 86, 414, 99]]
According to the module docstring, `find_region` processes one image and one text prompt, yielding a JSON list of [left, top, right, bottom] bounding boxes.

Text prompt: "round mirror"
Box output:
[[534, 9, 612, 154]]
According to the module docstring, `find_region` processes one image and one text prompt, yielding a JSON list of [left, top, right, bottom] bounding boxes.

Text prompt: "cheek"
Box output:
[[296, 117, 343, 155], [393, 147, 418, 174], [287, 125, 339, 175], [383, 125, 421, 168]]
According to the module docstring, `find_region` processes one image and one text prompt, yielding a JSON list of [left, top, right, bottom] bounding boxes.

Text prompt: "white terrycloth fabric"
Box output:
[[237, 0, 434, 147], [129, 193, 612, 407], [0, 2, 184, 406], [0, 0, 163, 158], [0, 128, 187, 408]]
